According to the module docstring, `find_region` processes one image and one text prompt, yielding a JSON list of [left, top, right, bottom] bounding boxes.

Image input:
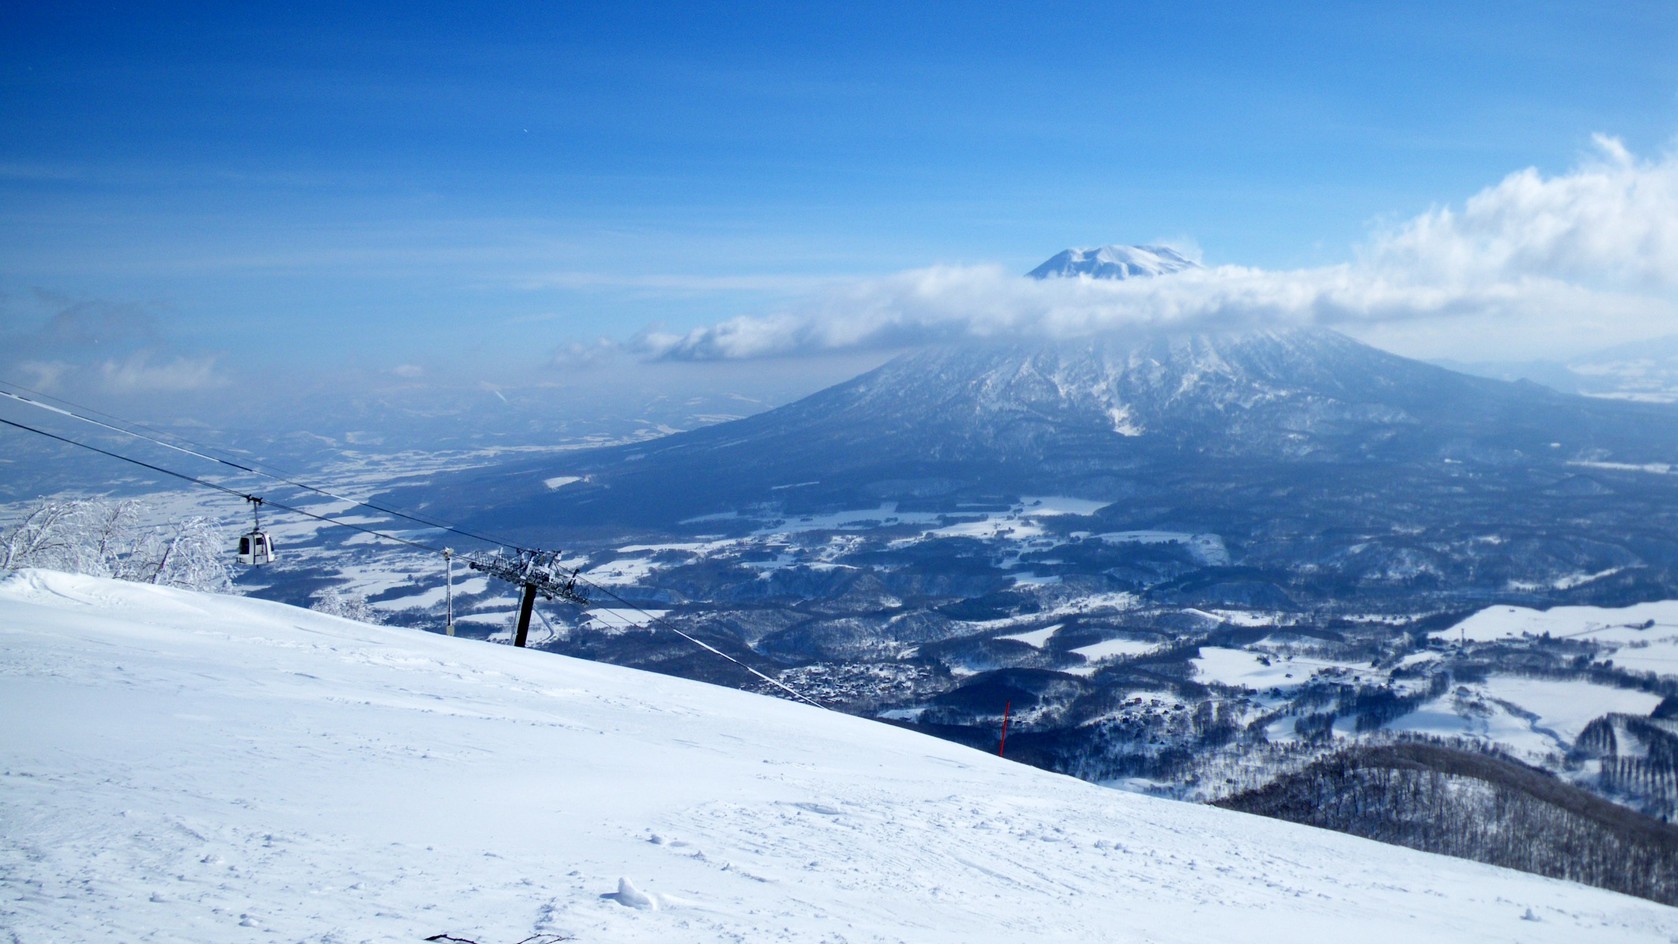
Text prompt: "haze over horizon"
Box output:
[[3, 2, 1676, 430]]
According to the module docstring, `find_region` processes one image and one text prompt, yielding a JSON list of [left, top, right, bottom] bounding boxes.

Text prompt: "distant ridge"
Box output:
[[1027, 244, 1200, 280]]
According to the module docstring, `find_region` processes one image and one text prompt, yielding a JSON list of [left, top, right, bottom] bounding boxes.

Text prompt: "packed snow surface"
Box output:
[[3, 570, 1676, 943]]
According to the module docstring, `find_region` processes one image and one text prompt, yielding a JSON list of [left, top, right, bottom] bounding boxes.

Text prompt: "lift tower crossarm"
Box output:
[[467, 548, 587, 647]]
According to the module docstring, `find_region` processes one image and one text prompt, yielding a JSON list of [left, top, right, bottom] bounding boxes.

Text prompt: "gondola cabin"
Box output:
[[238, 529, 276, 565]]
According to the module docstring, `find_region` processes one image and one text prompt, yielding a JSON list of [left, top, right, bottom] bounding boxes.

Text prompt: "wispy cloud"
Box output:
[[13, 294, 159, 352], [549, 337, 624, 370], [13, 360, 76, 392], [521, 271, 852, 296], [0, 295, 229, 398], [625, 137, 1678, 363], [0, 162, 89, 183], [98, 352, 228, 394]]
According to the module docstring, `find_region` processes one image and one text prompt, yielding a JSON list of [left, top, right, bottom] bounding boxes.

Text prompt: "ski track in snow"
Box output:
[[2, 569, 1676, 943]]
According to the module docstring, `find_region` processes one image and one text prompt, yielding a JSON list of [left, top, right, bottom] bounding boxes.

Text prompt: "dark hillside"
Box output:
[[1218, 742, 1678, 906]]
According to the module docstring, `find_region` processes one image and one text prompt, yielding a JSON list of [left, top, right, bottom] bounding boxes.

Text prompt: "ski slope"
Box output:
[[2, 570, 1674, 943]]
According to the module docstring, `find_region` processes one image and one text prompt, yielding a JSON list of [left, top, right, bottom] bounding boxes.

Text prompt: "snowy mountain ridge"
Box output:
[[831, 328, 1406, 441], [447, 323, 1668, 534], [3, 568, 1675, 942], [1027, 243, 1201, 280]]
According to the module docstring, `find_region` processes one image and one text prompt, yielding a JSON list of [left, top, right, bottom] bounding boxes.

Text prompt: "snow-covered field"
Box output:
[[1192, 647, 1369, 692], [3, 570, 1675, 943], [1090, 530, 1231, 565], [1439, 600, 1678, 649], [1384, 675, 1667, 762], [1066, 636, 1160, 673], [998, 624, 1062, 647], [1227, 614, 1672, 759], [1481, 675, 1664, 743]]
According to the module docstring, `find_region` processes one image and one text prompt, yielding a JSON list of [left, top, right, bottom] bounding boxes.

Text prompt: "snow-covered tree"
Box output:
[[309, 587, 384, 624], [1, 498, 110, 574], [0, 497, 233, 592], [128, 515, 233, 592]]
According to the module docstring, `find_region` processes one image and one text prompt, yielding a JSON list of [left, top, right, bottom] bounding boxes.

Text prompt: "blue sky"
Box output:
[[2, 2, 1676, 419]]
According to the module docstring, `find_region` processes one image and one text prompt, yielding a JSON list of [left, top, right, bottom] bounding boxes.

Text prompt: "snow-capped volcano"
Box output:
[[4, 568, 1675, 942], [404, 321, 1678, 619], [1027, 243, 1201, 280], [438, 325, 1678, 536]]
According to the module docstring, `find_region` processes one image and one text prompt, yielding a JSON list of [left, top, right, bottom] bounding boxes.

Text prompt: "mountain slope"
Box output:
[[1026, 244, 1201, 279], [442, 328, 1678, 549], [3, 569, 1676, 942]]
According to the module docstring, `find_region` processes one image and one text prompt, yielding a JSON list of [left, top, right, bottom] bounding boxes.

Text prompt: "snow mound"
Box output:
[[2, 568, 1674, 943]]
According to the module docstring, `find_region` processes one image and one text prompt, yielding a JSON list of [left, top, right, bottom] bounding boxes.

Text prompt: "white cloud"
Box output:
[[99, 352, 228, 394], [549, 337, 623, 370], [635, 137, 1678, 363], [522, 272, 847, 295], [1367, 135, 1678, 291], [13, 360, 75, 392]]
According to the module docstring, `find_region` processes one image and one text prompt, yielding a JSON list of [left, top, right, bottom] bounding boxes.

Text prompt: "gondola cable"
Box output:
[[0, 385, 510, 549], [564, 572, 826, 707], [0, 412, 828, 709], [0, 415, 459, 558]]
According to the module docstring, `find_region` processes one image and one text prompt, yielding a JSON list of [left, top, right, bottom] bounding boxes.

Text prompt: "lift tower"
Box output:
[[469, 548, 587, 647]]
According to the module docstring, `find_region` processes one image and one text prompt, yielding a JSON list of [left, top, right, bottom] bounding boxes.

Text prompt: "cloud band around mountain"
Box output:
[[626, 136, 1678, 363]]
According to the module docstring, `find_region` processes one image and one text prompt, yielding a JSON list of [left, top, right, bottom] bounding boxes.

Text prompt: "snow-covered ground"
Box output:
[[1481, 675, 1664, 743], [1192, 647, 1369, 692], [997, 624, 1062, 648], [3, 570, 1676, 943], [1429, 603, 1678, 684], [1090, 530, 1231, 565], [1384, 675, 1667, 762], [1065, 636, 1160, 674], [1439, 600, 1678, 645], [1436, 599, 1678, 679]]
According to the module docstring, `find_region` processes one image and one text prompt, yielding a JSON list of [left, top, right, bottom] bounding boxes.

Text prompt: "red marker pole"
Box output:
[[998, 700, 1012, 757]]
